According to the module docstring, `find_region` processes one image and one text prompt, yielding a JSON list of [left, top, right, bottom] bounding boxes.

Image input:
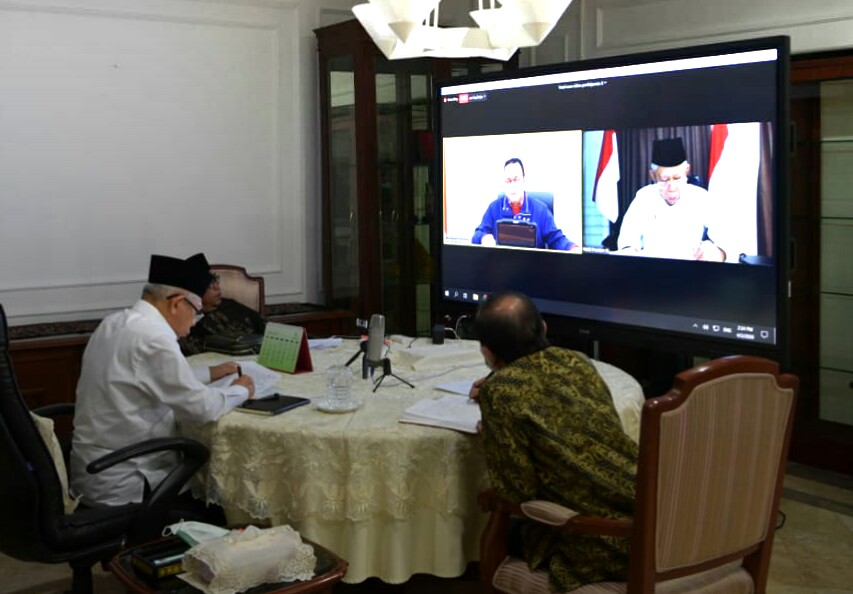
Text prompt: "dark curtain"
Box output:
[[603, 125, 712, 250], [757, 121, 774, 256]]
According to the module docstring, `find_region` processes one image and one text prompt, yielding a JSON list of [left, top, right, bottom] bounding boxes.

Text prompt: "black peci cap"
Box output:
[[185, 252, 210, 272], [651, 137, 687, 167], [148, 255, 210, 299]]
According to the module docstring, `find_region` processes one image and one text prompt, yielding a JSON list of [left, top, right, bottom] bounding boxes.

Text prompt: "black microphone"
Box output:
[[366, 313, 385, 363]]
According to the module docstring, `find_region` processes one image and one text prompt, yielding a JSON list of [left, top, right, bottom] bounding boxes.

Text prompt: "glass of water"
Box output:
[[326, 364, 353, 409]]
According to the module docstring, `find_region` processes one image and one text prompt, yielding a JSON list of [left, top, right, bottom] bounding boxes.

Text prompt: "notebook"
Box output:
[[237, 394, 310, 416], [399, 395, 481, 434]]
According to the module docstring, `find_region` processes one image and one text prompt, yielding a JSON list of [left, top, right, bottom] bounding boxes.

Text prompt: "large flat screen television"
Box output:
[[436, 36, 790, 361]]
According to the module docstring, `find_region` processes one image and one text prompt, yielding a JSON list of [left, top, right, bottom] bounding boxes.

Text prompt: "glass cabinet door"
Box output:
[[816, 79, 853, 425], [375, 64, 435, 335], [317, 19, 518, 336], [324, 55, 360, 310], [790, 53, 853, 474]]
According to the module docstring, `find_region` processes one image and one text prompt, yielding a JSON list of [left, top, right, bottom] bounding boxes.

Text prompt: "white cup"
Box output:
[[326, 365, 353, 409]]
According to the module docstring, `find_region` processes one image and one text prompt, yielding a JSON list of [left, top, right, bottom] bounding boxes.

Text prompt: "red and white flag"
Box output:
[[593, 130, 620, 223], [707, 123, 761, 256]]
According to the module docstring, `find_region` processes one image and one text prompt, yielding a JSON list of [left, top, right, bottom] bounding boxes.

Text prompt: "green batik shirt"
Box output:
[[179, 298, 267, 356], [478, 347, 638, 592]]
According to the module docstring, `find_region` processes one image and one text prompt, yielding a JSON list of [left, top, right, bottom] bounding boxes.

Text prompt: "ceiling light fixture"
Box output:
[[352, 0, 573, 61]]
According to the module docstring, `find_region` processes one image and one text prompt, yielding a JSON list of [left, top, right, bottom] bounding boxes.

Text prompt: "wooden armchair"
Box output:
[[210, 264, 265, 313], [479, 355, 798, 594]]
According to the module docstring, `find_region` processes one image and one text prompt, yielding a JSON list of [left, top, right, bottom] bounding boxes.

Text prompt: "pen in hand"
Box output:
[[237, 365, 243, 378]]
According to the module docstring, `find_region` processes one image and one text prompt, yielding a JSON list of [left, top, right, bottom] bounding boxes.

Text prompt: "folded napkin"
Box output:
[[180, 525, 315, 594]]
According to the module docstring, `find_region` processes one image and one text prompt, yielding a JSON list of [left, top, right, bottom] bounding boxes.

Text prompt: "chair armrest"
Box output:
[[31, 402, 75, 419], [478, 487, 634, 593], [87, 437, 210, 543], [85, 437, 208, 474], [520, 500, 579, 525]]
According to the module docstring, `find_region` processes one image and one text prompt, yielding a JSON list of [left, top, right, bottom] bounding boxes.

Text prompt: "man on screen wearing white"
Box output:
[[617, 137, 727, 261]]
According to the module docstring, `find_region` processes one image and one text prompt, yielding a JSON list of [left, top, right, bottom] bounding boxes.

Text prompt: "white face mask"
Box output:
[[163, 520, 230, 547]]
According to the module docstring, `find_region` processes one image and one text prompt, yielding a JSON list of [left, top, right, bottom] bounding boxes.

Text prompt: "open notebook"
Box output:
[[400, 395, 481, 434], [207, 361, 280, 399]]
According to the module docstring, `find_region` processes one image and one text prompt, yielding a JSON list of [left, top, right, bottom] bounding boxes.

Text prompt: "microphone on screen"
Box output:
[[365, 313, 386, 364]]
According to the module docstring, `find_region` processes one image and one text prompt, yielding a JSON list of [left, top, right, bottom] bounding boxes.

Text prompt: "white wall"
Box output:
[[525, 0, 853, 66], [0, 0, 354, 325]]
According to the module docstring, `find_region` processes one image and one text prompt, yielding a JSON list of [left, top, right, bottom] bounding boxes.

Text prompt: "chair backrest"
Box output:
[[210, 264, 265, 313], [629, 355, 797, 592], [526, 191, 554, 214], [0, 304, 68, 560]]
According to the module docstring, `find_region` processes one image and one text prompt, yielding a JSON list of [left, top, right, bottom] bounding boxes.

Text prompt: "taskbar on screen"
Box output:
[[442, 288, 776, 346]]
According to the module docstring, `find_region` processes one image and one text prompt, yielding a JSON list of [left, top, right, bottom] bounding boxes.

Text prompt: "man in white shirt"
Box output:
[[71, 254, 255, 508], [617, 137, 727, 261]]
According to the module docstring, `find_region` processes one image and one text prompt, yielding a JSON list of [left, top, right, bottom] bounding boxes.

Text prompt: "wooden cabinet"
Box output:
[[789, 51, 853, 475], [316, 20, 517, 336]]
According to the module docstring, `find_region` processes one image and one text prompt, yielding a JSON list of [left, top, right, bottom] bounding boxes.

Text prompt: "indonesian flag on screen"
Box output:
[[707, 123, 761, 255], [593, 130, 620, 223]]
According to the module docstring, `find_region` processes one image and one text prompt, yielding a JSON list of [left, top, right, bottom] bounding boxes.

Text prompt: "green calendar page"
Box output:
[[257, 322, 313, 374]]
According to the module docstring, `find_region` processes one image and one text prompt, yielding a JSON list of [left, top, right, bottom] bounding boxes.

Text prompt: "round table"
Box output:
[[183, 338, 643, 584]]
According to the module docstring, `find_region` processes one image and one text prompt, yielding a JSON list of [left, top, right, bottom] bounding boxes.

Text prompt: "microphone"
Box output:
[[366, 313, 385, 363]]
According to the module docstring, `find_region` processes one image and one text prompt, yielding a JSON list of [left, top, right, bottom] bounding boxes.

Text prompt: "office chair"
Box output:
[[479, 354, 797, 594], [210, 264, 266, 312], [0, 304, 211, 594], [526, 191, 555, 214]]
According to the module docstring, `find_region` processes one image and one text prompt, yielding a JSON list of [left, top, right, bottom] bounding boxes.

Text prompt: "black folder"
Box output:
[[238, 394, 310, 416]]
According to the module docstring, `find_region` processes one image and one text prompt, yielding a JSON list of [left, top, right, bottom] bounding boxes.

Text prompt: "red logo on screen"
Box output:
[[459, 93, 469, 104]]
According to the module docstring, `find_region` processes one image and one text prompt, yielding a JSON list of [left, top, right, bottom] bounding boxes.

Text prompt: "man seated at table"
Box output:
[[472, 158, 579, 251], [71, 254, 255, 514], [470, 291, 638, 592], [179, 252, 268, 356]]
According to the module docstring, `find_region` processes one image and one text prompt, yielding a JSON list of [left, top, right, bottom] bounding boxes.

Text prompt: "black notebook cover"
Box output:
[[238, 394, 310, 416]]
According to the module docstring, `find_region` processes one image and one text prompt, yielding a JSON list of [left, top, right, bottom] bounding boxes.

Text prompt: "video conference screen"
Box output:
[[436, 37, 789, 356]]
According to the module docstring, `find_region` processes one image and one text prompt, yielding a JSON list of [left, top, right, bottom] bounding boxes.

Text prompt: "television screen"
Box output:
[[436, 36, 790, 359]]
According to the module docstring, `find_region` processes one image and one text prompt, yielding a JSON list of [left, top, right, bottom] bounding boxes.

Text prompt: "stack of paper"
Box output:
[[208, 361, 280, 399], [400, 395, 481, 434]]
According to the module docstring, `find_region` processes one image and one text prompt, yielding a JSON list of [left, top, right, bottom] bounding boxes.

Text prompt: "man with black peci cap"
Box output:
[[70, 254, 255, 508], [617, 137, 727, 261]]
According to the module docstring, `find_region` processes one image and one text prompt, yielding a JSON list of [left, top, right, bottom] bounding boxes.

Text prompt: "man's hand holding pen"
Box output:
[[232, 373, 255, 398], [468, 372, 493, 403]]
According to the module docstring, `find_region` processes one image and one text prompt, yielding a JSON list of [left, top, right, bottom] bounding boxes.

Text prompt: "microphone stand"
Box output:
[[367, 357, 414, 392], [344, 341, 367, 368], [345, 339, 415, 391]]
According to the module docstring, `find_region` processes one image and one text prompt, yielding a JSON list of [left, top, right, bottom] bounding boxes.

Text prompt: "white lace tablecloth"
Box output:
[[183, 339, 643, 584]]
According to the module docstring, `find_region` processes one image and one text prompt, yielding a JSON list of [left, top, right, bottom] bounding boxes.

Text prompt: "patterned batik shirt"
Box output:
[[179, 298, 267, 356], [478, 347, 638, 592]]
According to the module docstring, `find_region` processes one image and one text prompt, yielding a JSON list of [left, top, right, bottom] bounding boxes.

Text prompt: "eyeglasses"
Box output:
[[657, 175, 686, 187], [210, 274, 220, 285], [167, 294, 204, 323]]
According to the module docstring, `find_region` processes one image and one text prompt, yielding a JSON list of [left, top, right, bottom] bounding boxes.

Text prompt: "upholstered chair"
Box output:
[[479, 355, 798, 594], [210, 264, 265, 312]]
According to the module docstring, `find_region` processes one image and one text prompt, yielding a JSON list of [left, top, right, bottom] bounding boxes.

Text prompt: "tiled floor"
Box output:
[[2, 463, 852, 594]]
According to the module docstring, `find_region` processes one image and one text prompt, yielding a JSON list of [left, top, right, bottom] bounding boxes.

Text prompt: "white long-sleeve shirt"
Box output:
[[617, 183, 730, 260], [70, 299, 248, 506]]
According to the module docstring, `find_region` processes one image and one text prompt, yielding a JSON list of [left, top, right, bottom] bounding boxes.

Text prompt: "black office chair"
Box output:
[[0, 303, 210, 594]]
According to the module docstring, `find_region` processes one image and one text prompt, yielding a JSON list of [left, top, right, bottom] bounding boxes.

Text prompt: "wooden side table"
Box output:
[[108, 535, 347, 594]]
